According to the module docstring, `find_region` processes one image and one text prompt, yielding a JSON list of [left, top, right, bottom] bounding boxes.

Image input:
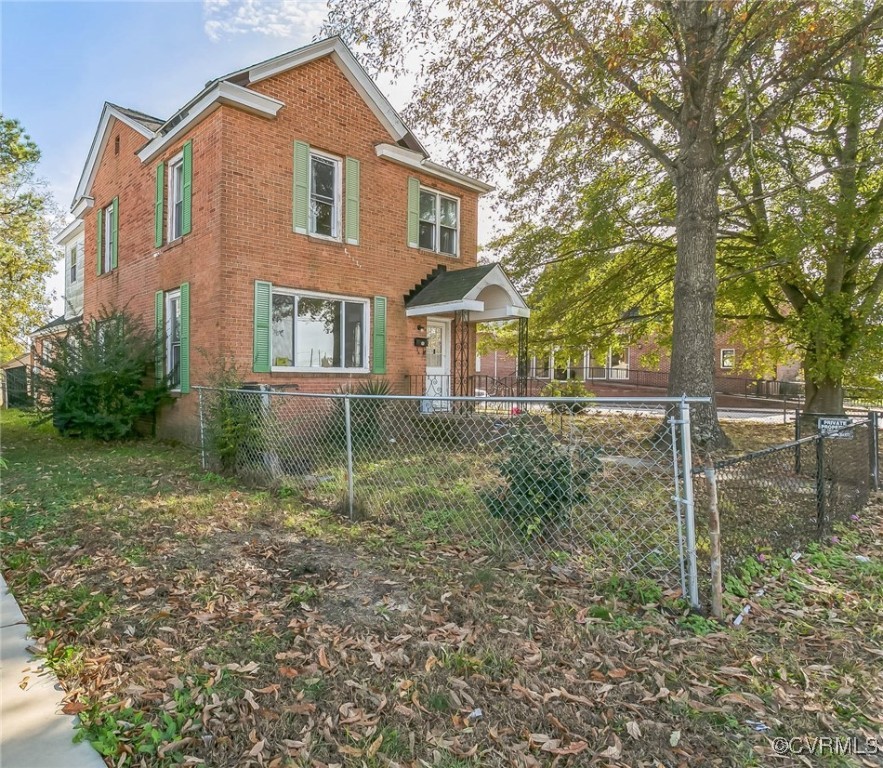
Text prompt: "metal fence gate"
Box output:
[[197, 388, 710, 608]]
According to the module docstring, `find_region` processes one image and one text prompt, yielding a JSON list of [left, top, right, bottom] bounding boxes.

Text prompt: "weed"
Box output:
[[678, 613, 721, 636]]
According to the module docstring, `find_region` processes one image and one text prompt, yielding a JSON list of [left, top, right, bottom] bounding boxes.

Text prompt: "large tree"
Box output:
[[0, 117, 56, 362], [719, 27, 883, 413], [326, 0, 883, 445]]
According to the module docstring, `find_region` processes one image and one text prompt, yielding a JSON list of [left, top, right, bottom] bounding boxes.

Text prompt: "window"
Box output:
[[69, 243, 78, 284], [418, 189, 458, 256], [533, 355, 551, 379], [168, 154, 184, 241], [102, 203, 115, 273], [271, 289, 367, 371], [166, 290, 182, 389], [309, 152, 341, 238], [720, 348, 736, 370]]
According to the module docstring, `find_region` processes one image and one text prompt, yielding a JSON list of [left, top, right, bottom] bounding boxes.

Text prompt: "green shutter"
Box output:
[[254, 280, 272, 373], [154, 162, 164, 247], [182, 140, 192, 236], [179, 283, 190, 393], [345, 157, 360, 245], [111, 197, 119, 270], [407, 177, 419, 248], [96, 207, 104, 275], [293, 141, 309, 234], [154, 291, 164, 386], [372, 296, 387, 374]]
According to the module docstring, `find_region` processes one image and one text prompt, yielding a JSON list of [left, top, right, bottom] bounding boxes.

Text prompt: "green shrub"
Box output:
[[481, 422, 599, 538], [35, 308, 168, 440], [202, 363, 263, 475], [541, 380, 594, 413]]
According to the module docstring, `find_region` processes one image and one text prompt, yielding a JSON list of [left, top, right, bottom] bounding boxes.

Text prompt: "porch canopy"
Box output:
[[404, 264, 529, 321]]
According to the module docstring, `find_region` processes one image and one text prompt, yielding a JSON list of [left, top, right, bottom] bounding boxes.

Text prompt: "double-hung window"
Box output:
[[720, 348, 736, 370], [69, 243, 78, 284], [418, 189, 459, 256], [168, 154, 185, 241], [102, 202, 115, 273], [155, 141, 192, 246], [271, 289, 367, 371], [165, 289, 182, 389], [309, 152, 341, 238]]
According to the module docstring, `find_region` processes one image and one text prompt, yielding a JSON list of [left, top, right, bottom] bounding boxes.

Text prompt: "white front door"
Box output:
[[423, 319, 451, 411]]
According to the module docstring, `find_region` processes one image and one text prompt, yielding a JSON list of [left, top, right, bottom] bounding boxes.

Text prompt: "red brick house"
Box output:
[[65, 37, 528, 442]]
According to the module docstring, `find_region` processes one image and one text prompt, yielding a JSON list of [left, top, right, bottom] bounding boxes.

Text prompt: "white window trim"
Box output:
[[270, 287, 370, 374], [166, 289, 181, 391], [418, 186, 460, 257], [167, 151, 184, 243], [308, 150, 342, 241], [68, 242, 78, 284], [720, 348, 736, 370], [103, 203, 114, 273]]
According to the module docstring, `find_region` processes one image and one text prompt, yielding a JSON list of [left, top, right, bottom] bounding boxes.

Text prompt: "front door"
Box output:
[[423, 319, 451, 411]]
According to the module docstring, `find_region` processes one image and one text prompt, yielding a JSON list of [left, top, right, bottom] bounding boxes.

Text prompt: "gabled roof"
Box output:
[[72, 102, 161, 209], [406, 264, 530, 322], [109, 103, 164, 133], [71, 36, 487, 212]]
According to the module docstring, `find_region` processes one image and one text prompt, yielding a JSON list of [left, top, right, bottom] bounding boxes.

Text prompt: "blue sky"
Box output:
[[2, 0, 425, 312]]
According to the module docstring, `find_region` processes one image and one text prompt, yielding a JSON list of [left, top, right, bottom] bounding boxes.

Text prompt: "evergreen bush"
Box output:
[[35, 308, 168, 440]]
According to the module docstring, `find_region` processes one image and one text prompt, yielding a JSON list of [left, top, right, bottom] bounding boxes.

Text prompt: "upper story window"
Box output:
[[168, 153, 185, 241], [720, 348, 736, 370], [271, 288, 367, 371], [155, 140, 192, 247], [69, 243, 78, 284], [102, 202, 115, 273], [310, 151, 341, 239], [419, 189, 459, 256]]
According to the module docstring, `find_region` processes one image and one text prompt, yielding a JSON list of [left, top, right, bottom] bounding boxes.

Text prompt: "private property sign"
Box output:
[[817, 416, 854, 439]]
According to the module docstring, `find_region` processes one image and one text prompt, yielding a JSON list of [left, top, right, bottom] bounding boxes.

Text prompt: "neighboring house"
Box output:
[[63, 37, 528, 442], [477, 334, 803, 399]]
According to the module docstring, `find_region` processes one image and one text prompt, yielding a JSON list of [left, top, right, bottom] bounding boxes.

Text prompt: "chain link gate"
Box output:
[[197, 388, 707, 609]]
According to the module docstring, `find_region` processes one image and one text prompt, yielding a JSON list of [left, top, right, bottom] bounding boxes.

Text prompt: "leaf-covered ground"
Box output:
[[1, 410, 881, 767]]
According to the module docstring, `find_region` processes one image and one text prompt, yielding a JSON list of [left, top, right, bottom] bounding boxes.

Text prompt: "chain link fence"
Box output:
[[693, 413, 880, 610], [197, 387, 705, 604]]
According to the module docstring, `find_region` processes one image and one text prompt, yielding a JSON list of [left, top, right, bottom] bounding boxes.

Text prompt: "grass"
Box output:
[[2, 408, 882, 767]]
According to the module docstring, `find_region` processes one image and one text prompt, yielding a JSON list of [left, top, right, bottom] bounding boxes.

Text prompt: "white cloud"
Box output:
[[203, 0, 328, 43]]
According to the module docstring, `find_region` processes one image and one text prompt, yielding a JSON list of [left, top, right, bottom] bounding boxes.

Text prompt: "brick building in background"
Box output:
[[62, 37, 528, 442]]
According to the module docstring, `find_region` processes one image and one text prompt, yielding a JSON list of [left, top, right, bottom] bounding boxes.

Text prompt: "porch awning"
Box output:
[[405, 264, 530, 322]]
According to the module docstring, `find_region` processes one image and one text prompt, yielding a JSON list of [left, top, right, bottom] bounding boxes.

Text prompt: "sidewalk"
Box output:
[[1, 575, 106, 768]]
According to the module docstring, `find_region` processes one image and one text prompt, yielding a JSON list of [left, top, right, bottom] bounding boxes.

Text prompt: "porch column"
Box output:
[[452, 309, 471, 398], [517, 317, 529, 397]]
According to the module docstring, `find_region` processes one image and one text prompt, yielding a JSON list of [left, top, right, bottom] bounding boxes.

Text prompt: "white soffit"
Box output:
[[137, 82, 283, 163], [375, 143, 494, 194]]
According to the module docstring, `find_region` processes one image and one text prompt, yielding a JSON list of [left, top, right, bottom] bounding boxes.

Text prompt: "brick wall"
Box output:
[[82, 55, 481, 443]]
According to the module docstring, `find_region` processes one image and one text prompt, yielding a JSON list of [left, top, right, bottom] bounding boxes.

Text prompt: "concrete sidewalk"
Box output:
[[1, 575, 106, 767]]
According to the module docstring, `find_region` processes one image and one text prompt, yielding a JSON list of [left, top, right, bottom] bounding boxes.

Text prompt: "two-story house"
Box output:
[[65, 37, 528, 442]]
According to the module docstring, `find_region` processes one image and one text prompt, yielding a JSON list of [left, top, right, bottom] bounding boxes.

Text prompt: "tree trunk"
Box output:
[[803, 372, 845, 415], [668, 160, 730, 448]]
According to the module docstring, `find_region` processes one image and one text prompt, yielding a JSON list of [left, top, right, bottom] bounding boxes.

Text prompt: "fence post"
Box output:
[[344, 394, 355, 521], [703, 460, 723, 620], [794, 412, 801, 475], [815, 431, 827, 537], [198, 387, 206, 471], [678, 398, 701, 610], [869, 411, 879, 491]]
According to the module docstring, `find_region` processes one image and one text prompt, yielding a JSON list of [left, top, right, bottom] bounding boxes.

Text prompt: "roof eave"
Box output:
[[375, 143, 493, 194], [137, 82, 284, 163]]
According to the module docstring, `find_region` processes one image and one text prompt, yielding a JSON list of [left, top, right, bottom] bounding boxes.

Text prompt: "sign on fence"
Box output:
[[817, 416, 854, 439]]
